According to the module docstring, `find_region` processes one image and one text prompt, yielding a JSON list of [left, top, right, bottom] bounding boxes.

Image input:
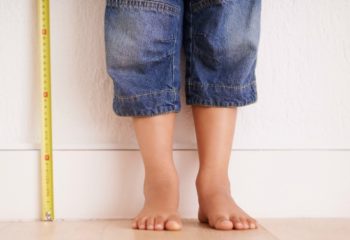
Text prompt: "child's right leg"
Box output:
[[104, 0, 183, 230], [131, 113, 182, 231]]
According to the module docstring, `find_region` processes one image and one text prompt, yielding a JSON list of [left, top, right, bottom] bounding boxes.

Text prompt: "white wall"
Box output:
[[0, 0, 349, 220]]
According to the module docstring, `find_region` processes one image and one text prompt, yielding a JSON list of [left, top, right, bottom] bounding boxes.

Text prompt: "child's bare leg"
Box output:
[[192, 106, 257, 230], [131, 113, 182, 231]]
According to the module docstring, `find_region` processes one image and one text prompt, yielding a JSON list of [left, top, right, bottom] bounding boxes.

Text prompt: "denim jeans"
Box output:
[[104, 0, 261, 117]]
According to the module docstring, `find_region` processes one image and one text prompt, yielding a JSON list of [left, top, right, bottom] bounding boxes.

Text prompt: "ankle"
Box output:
[[143, 170, 179, 202], [196, 169, 231, 195], [145, 169, 178, 188]]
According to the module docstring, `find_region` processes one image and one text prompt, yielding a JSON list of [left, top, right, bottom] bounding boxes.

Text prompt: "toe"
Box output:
[[131, 218, 138, 229], [213, 216, 233, 230], [138, 216, 147, 230], [131, 217, 139, 228], [247, 218, 258, 229], [146, 217, 155, 230], [240, 217, 250, 230], [165, 214, 182, 231], [230, 216, 244, 230], [154, 216, 165, 230]]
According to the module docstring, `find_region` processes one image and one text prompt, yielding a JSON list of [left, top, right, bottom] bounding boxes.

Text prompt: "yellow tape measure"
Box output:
[[38, 0, 54, 221]]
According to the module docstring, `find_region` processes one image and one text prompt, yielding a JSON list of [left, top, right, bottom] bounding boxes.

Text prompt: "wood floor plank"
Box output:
[[260, 218, 350, 240], [0, 219, 277, 240]]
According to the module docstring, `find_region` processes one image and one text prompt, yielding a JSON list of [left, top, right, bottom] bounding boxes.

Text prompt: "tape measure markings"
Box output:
[[39, 0, 54, 221]]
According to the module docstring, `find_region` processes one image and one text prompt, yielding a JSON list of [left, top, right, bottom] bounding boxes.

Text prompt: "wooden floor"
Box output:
[[0, 219, 349, 240]]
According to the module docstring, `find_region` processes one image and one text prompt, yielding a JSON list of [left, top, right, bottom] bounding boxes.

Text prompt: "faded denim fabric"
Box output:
[[104, 0, 261, 117]]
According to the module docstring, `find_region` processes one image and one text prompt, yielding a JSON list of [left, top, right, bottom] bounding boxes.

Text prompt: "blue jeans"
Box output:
[[104, 0, 261, 117]]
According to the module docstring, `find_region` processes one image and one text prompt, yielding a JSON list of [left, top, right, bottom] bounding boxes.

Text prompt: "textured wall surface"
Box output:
[[0, 0, 349, 149], [0, 0, 349, 219]]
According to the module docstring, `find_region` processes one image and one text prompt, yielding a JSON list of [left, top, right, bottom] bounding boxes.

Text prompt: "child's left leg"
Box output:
[[184, 0, 261, 230], [192, 106, 258, 230]]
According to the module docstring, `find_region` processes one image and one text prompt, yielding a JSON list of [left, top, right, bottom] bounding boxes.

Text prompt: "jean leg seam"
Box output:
[[186, 98, 257, 107], [132, 108, 179, 118], [189, 1, 193, 88], [114, 88, 175, 101], [186, 80, 256, 90], [172, 15, 177, 104], [115, 105, 180, 117]]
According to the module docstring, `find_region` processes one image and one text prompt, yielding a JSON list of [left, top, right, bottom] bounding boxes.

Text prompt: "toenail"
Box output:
[[220, 220, 232, 225], [167, 221, 181, 230], [250, 223, 256, 228]]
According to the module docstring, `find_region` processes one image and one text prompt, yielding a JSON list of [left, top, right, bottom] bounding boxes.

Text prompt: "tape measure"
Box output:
[[39, 0, 54, 221]]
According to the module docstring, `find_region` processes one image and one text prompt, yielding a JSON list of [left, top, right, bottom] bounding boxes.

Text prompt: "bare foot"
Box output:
[[131, 171, 182, 231], [196, 172, 258, 230]]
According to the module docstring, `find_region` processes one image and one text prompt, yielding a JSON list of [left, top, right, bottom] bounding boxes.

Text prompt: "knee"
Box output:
[[104, 3, 180, 74]]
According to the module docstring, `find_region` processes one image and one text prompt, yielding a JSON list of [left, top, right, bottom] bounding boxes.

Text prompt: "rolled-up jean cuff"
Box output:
[[185, 80, 258, 107], [112, 89, 181, 117]]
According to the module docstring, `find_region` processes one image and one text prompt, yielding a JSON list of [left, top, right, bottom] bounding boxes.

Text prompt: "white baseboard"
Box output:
[[0, 150, 349, 220]]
